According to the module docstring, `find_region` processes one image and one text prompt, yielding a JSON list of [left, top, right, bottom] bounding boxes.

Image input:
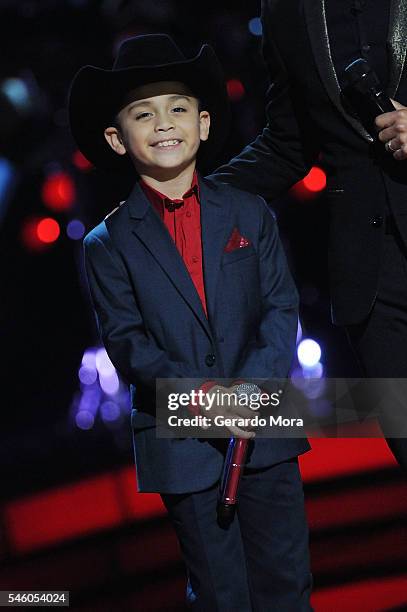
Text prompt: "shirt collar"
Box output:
[[140, 170, 200, 215]]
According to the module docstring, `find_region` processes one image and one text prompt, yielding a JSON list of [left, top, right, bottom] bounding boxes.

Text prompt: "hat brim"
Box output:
[[68, 45, 230, 171]]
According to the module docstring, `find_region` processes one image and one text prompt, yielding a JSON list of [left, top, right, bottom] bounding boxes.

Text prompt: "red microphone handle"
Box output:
[[219, 438, 249, 507]]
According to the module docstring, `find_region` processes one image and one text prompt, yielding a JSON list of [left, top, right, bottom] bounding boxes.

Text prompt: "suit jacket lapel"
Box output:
[[387, 0, 407, 97], [304, 0, 373, 142], [127, 182, 211, 338], [199, 177, 231, 322]]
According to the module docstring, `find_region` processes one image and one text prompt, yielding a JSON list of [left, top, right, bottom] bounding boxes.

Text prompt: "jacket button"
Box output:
[[205, 353, 216, 367], [370, 215, 383, 227]]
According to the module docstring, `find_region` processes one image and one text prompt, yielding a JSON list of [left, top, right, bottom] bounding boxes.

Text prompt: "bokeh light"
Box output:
[[36, 217, 60, 243], [291, 166, 327, 200], [226, 79, 245, 101], [72, 150, 93, 172], [41, 171, 75, 211], [79, 388, 101, 413], [67, 219, 85, 240], [302, 361, 324, 379], [21, 217, 43, 251], [78, 365, 98, 386], [297, 338, 322, 368], [100, 401, 121, 422], [82, 348, 97, 369], [75, 410, 94, 430], [296, 320, 303, 344], [95, 348, 115, 376], [303, 167, 327, 192], [248, 17, 262, 36], [99, 371, 120, 396]]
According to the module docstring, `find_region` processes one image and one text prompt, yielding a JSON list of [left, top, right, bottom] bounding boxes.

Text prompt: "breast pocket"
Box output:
[[221, 245, 256, 267]]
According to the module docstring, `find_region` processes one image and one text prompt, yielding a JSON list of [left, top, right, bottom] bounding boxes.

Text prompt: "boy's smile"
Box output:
[[104, 81, 210, 183]]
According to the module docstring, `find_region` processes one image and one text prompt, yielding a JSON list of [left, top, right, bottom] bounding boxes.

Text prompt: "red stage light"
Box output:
[[72, 150, 93, 172], [41, 172, 75, 211], [2, 442, 396, 555], [21, 218, 42, 251], [303, 166, 327, 192], [36, 218, 60, 243], [291, 166, 327, 200], [4, 468, 165, 554], [21, 216, 59, 251], [226, 79, 245, 101]]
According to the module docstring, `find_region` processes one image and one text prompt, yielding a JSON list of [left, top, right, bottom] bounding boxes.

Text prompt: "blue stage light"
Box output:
[[0, 157, 17, 225], [248, 17, 262, 36]]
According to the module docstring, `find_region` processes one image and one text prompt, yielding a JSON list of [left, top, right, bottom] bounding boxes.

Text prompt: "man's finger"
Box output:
[[394, 145, 407, 161], [377, 126, 398, 143], [375, 100, 407, 129], [375, 110, 398, 129], [390, 99, 406, 111]]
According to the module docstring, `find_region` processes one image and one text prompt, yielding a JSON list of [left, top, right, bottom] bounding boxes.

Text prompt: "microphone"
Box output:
[[343, 58, 395, 137], [216, 382, 261, 525], [217, 437, 249, 525]]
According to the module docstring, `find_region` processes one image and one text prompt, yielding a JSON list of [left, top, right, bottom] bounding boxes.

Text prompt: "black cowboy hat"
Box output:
[[68, 34, 230, 170]]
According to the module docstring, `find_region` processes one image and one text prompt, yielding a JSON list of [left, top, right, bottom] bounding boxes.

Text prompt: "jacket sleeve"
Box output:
[[234, 198, 299, 380], [83, 229, 198, 389], [212, 0, 317, 199]]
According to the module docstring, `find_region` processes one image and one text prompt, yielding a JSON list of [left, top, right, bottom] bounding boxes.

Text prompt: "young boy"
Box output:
[[69, 34, 312, 610]]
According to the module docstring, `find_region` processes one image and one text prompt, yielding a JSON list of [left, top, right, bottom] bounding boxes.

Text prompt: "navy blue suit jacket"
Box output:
[[83, 175, 309, 493]]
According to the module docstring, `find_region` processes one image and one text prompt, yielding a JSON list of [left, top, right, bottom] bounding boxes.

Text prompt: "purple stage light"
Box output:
[[100, 401, 121, 422], [99, 371, 120, 396], [67, 219, 85, 240], [297, 339, 322, 368], [75, 410, 94, 430], [79, 388, 101, 413], [302, 378, 326, 400], [78, 365, 98, 385], [95, 348, 115, 376], [296, 320, 303, 344], [81, 348, 97, 369], [302, 362, 324, 379]]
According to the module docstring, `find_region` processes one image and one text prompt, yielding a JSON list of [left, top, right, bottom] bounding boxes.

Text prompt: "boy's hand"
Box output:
[[376, 99, 407, 160], [200, 384, 256, 439]]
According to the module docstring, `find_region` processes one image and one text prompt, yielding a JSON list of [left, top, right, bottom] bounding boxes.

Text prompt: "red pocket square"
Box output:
[[224, 227, 251, 252]]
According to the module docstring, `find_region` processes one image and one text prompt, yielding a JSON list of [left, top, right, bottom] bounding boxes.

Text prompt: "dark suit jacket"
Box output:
[[214, 0, 407, 326], [83, 176, 309, 493]]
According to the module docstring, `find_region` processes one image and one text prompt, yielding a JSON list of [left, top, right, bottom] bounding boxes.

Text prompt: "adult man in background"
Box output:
[[214, 0, 407, 468]]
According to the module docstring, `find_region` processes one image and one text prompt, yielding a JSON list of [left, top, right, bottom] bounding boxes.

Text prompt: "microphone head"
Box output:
[[344, 58, 380, 92]]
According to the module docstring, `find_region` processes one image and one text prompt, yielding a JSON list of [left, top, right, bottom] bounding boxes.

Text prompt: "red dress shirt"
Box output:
[[140, 171, 208, 317]]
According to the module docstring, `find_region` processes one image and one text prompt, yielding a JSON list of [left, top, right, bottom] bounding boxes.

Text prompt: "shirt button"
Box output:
[[205, 354, 216, 367], [186, 211, 192, 217], [192, 255, 199, 263]]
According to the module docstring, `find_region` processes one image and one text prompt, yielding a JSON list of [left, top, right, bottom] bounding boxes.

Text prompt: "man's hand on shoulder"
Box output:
[[376, 100, 407, 161]]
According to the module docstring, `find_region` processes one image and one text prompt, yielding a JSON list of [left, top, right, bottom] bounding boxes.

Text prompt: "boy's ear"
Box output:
[[199, 111, 210, 143], [104, 126, 127, 156]]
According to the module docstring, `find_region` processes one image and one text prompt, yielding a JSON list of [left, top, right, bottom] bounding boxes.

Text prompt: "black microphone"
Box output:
[[343, 58, 395, 137]]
